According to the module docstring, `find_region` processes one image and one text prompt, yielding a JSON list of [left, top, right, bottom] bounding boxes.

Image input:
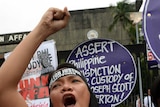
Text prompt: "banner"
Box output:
[[66, 39, 137, 107], [4, 40, 58, 107], [143, 0, 160, 62]]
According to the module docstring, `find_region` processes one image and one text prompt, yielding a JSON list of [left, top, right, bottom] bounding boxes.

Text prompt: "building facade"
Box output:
[[0, 7, 131, 65]]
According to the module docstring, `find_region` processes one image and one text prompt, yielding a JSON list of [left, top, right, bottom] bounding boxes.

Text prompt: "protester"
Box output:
[[151, 76, 160, 107], [48, 62, 99, 107], [0, 6, 100, 107], [144, 89, 155, 107], [0, 7, 70, 107]]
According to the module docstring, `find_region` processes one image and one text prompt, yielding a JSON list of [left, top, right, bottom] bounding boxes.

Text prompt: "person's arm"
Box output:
[[0, 7, 70, 107]]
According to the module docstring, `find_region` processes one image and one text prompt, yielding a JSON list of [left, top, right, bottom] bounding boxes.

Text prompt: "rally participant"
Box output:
[[48, 62, 99, 107], [0, 6, 99, 107], [0, 7, 70, 107]]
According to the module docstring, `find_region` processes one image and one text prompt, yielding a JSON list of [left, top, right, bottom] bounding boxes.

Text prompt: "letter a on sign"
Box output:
[[143, 0, 160, 62]]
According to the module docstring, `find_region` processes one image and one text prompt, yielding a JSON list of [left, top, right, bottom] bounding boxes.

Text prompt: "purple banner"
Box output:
[[66, 39, 137, 107], [143, 0, 160, 62]]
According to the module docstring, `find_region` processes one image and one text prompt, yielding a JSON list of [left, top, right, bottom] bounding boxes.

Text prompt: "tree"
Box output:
[[109, 0, 136, 44]]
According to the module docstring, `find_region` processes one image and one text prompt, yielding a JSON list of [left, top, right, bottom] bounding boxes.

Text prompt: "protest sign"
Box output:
[[66, 39, 137, 107], [146, 44, 158, 69], [4, 40, 58, 107]]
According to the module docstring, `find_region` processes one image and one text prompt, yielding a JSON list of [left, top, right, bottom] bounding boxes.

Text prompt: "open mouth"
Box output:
[[63, 94, 76, 107]]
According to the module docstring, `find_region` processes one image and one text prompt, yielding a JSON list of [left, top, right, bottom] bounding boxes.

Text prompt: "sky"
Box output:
[[0, 0, 138, 34]]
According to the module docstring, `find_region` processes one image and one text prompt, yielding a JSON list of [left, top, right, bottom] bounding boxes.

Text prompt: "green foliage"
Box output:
[[109, 0, 137, 44], [109, 0, 134, 29]]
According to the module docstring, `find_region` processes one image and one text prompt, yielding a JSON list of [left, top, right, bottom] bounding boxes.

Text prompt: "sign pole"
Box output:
[[130, 12, 143, 106], [136, 23, 144, 107]]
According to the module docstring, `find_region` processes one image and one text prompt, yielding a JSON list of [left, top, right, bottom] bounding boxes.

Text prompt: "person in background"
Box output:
[[144, 89, 155, 107], [151, 76, 160, 107]]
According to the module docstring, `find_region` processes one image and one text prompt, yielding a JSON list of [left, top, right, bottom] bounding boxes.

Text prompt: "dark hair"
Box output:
[[48, 63, 99, 107], [151, 76, 160, 107]]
